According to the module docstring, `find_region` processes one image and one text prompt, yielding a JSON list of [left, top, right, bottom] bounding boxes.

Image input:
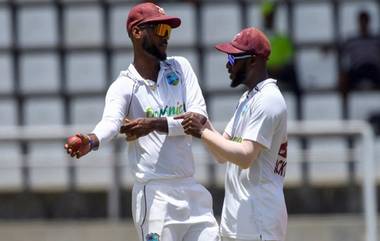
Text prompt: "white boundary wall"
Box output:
[[286, 120, 377, 241]]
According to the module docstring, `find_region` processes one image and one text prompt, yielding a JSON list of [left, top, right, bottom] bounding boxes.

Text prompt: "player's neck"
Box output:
[[247, 71, 268, 90], [133, 57, 160, 81]]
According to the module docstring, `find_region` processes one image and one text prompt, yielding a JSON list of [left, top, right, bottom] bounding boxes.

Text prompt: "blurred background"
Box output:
[[0, 0, 379, 240]]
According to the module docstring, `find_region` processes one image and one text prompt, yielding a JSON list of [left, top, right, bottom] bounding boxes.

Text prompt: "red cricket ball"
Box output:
[[67, 135, 82, 151]]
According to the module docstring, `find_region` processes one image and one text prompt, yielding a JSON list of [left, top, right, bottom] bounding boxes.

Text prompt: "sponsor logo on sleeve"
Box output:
[[274, 142, 287, 177]]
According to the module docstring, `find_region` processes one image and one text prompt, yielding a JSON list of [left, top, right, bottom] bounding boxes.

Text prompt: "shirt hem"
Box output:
[[221, 231, 283, 241], [220, 231, 261, 240]]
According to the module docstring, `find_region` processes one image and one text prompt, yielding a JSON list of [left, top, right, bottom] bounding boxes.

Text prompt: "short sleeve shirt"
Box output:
[[221, 79, 288, 241]]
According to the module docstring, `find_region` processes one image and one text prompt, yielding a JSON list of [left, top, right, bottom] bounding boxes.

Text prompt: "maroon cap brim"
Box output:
[[140, 16, 181, 28], [215, 42, 245, 54]]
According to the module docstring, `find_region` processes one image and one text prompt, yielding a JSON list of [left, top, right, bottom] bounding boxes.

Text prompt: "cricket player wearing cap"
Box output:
[[176, 27, 288, 241], [64, 2, 220, 241]]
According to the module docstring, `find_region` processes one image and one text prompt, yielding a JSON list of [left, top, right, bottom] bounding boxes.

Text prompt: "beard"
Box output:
[[230, 68, 247, 88], [142, 36, 167, 61]]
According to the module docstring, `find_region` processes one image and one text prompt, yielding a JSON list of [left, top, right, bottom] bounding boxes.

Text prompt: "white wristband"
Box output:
[[167, 116, 185, 136]]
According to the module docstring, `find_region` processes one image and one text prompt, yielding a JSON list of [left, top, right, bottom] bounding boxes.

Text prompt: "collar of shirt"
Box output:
[[126, 61, 173, 88], [246, 78, 277, 99]]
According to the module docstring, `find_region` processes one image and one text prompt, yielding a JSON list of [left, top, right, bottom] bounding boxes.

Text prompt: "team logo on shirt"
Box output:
[[146, 233, 160, 241], [166, 72, 179, 86]]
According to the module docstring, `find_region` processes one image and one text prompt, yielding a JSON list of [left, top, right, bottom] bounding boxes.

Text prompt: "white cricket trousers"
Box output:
[[132, 177, 220, 241], [222, 238, 278, 241]]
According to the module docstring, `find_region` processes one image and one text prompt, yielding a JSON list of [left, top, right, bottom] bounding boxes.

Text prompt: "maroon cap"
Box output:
[[215, 27, 271, 59], [126, 3, 181, 33]]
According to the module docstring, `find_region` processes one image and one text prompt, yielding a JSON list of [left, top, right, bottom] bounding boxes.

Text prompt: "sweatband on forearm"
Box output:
[[167, 116, 186, 136]]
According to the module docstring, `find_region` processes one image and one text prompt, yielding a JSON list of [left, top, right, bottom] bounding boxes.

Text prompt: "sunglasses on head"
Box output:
[[227, 54, 253, 65], [139, 23, 172, 38]]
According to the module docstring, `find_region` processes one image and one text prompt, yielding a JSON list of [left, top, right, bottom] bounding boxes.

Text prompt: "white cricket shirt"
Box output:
[[92, 56, 208, 183], [221, 78, 288, 241]]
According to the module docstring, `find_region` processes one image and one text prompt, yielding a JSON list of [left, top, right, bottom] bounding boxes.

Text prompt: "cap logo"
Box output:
[[232, 33, 241, 42], [156, 6, 166, 15]]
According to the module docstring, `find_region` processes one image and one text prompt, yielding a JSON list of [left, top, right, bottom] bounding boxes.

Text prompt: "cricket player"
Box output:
[[64, 3, 220, 241], [177, 27, 288, 241]]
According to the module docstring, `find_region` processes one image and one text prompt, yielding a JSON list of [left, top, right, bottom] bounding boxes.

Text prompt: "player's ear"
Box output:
[[249, 55, 258, 67], [131, 25, 143, 39]]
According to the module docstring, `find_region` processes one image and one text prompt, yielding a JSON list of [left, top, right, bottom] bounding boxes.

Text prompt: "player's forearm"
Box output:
[[208, 145, 228, 164], [150, 117, 169, 133], [92, 118, 122, 144], [201, 123, 227, 163], [92, 87, 128, 143], [201, 129, 253, 169]]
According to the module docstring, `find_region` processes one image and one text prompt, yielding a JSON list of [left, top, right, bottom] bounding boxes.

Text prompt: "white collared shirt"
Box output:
[[92, 56, 208, 183], [221, 78, 288, 241]]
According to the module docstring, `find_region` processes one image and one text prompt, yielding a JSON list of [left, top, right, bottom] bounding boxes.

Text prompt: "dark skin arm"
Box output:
[[120, 112, 207, 141], [120, 117, 168, 141]]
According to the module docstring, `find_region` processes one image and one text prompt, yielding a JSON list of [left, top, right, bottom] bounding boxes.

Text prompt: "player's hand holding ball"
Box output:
[[64, 133, 91, 159]]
